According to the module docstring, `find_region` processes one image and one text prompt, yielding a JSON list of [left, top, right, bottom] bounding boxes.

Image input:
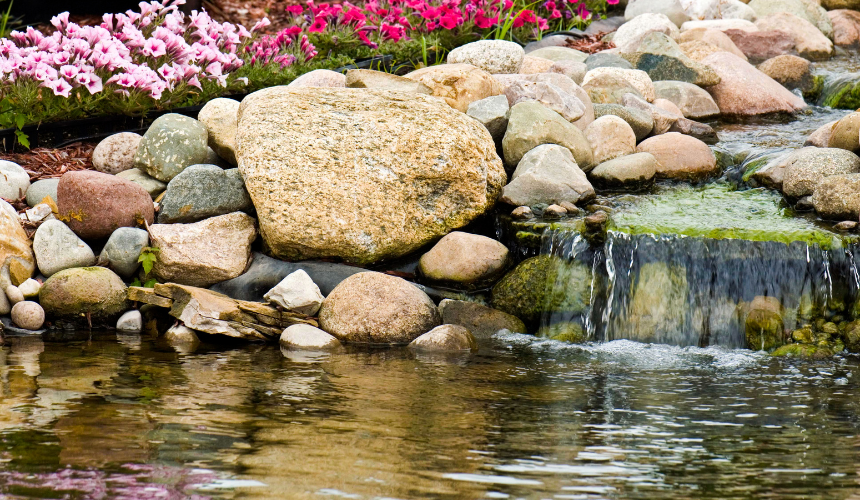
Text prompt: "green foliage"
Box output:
[[138, 246, 160, 276]]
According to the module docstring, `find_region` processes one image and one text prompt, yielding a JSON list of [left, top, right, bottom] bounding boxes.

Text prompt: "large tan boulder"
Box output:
[[636, 132, 719, 180], [0, 200, 34, 285], [701, 52, 807, 116], [828, 112, 860, 152], [150, 212, 257, 287], [236, 87, 505, 265], [404, 63, 502, 112], [345, 69, 432, 94], [319, 272, 440, 344]]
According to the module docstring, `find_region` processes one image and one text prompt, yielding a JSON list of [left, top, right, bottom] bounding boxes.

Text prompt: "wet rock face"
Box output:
[[743, 296, 785, 351], [39, 266, 129, 321], [57, 170, 154, 241], [318, 272, 441, 344], [439, 299, 526, 338], [236, 87, 505, 265], [134, 113, 209, 182], [491, 255, 592, 325], [623, 262, 689, 344], [408, 324, 478, 351], [418, 232, 510, 289]]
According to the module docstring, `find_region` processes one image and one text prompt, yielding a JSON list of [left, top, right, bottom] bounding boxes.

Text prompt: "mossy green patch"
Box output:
[[771, 342, 844, 359], [819, 74, 860, 109], [538, 321, 587, 343], [609, 183, 846, 249]]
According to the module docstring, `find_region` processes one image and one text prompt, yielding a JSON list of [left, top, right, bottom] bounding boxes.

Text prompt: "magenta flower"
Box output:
[[43, 78, 72, 97]]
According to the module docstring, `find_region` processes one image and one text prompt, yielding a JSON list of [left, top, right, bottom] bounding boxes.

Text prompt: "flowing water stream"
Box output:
[[5, 56, 860, 500]]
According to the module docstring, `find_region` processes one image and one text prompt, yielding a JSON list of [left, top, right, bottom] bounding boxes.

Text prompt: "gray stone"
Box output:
[[5, 285, 23, 305], [116, 310, 143, 331], [653, 80, 720, 118], [622, 92, 680, 135], [98, 227, 149, 278], [92, 132, 141, 174], [782, 147, 860, 198], [0, 160, 29, 200], [134, 113, 209, 182], [318, 271, 441, 344], [583, 67, 656, 102], [669, 117, 719, 144], [621, 32, 721, 87], [408, 324, 477, 351], [548, 60, 588, 85], [589, 152, 658, 189], [263, 269, 325, 316], [503, 101, 594, 169], [626, 0, 689, 27], [25, 178, 59, 207], [32, 220, 96, 277], [527, 46, 589, 63], [39, 267, 129, 321], [11, 301, 44, 330], [418, 232, 510, 288], [447, 40, 525, 74], [502, 144, 595, 206], [503, 80, 585, 122], [585, 52, 634, 71], [198, 98, 240, 166], [467, 95, 510, 141], [613, 12, 681, 52], [280, 324, 342, 350], [593, 103, 655, 140], [583, 73, 645, 105], [116, 168, 167, 199], [157, 165, 252, 223], [439, 299, 526, 338], [494, 73, 594, 130]]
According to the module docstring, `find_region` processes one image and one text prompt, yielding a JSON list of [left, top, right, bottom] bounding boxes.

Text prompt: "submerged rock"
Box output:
[[625, 262, 689, 344], [280, 324, 341, 350], [237, 87, 504, 265], [319, 272, 441, 344], [57, 170, 154, 240], [92, 132, 141, 175], [702, 52, 807, 116], [418, 232, 510, 289], [404, 63, 503, 112], [743, 296, 785, 351], [198, 98, 240, 166], [501, 144, 595, 206], [157, 165, 252, 223], [491, 255, 592, 324], [538, 321, 587, 343], [447, 40, 525, 74], [771, 343, 842, 358], [39, 266, 129, 321], [439, 299, 526, 338], [503, 100, 594, 169], [408, 324, 477, 351], [150, 212, 257, 287], [134, 113, 209, 182], [32, 220, 96, 277]]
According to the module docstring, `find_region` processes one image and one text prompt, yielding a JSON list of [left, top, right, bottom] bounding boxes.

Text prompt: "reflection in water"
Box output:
[[0, 332, 859, 499]]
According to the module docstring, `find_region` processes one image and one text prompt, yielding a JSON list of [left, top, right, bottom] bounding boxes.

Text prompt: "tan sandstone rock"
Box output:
[[197, 98, 240, 165], [404, 63, 503, 112], [0, 200, 34, 285], [636, 132, 719, 180]]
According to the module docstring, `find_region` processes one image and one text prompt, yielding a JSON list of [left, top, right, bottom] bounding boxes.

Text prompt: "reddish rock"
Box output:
[[57, 171, 154, 240], [724, 29, 796, 64], [702, 52, 807, 116], [829, 10, 860, 48]]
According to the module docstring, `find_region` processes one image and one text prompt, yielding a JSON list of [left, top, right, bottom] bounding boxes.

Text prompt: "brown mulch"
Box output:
[[2, 142, 96, 183], [565, 32, 615, 54]]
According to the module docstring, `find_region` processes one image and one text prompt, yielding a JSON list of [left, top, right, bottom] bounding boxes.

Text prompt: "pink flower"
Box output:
[[108, 73, 136, 87], [50, 12, 70, 32], [286, 5, 303, 14], [59, 64, 79, 79], [439, 14, 457, 29], [251, 18, 271, 32], [43, 78, 73, 97], [142, 38, 167, 57], [308, 18, 328, 32]]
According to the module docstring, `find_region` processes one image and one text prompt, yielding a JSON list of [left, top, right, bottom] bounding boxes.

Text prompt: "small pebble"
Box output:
[[559, 201, 582, 215], [17, 278, 40, 298], [511, 206, 533, 219], [5, 285, 24, 305], [795, 196, 814, 211], [116, 310, 143, 331], [835, 221, 858, 231], [544, 204, 567, 218], [11, 301, 45, 331]]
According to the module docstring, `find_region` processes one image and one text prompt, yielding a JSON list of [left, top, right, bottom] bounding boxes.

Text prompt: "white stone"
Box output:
[[116, 310, 143, 331], [447, 40, 525, 74], [613, 13, 681, 52], [680, 0, 756, 21], [279, 324, 341, 350], [0, 160, 30, 200], [32, 219, 96, 277], [264, 269, 325, 316], [5, 285, 23, 305], [17, 278, 40, 298], [24, 203, 53, 223], [92, 132, 141, 174], [164, 324, 200, 352], [582, 68, 656, 102], [680, 19, 759, 31], [0, 284, 9, 314]]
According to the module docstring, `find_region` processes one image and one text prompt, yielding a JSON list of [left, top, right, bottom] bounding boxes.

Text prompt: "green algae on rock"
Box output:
[[491, 255, 592, 325], [538, 321, 587, 343], [771, 342, 844, 359], [39, 267, 129, 321], [609, 183, 846, 248]]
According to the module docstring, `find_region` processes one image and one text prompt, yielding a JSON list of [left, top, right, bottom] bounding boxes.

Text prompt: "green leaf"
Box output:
[[138, 246, 160, 275], [130, 278, 142, 287], [14, 114, 24, 129], [143, 278, 157, 288], [14, 130, 29, 149]]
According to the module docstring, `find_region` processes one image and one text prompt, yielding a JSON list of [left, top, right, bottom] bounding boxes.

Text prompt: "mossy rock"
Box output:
[[626, 262, 689, 343], [491, 255, 592, 324], [39, 266, 129, 321], [771, 342, 843, 359], [803, 74, 824, 101], [538, 321, 587, 343], [743, 296, 785, 351], [845, 320, 860, 352], [819, 76, 860, 110]]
